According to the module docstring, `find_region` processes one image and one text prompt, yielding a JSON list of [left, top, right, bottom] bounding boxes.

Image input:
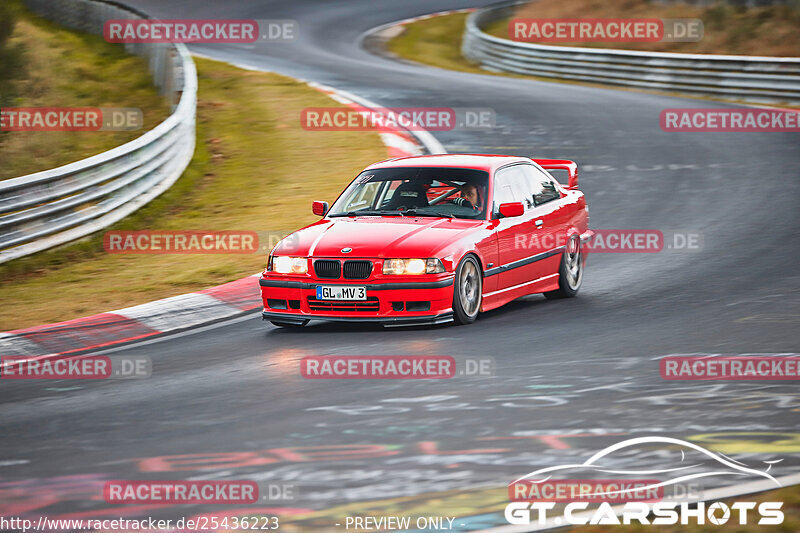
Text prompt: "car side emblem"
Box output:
[[341, 247, 352, 253]]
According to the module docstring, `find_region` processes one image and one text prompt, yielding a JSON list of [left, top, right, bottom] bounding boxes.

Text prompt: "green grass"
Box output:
[[0, 1, 24, 107], [0, 58, 388, 330], [387, 13, 493, 76], [386, 13, 585, 85], [0, 0, 169, 179]]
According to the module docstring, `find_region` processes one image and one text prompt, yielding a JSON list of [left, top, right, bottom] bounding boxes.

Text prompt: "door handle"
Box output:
[[534, 219, 544, 228]]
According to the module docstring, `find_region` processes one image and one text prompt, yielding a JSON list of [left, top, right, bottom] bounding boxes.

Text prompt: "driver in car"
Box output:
[[451, 183, 480, 210]]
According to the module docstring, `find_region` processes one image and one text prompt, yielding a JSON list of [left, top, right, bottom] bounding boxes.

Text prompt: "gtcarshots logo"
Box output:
[[505, 436, 784, 526]]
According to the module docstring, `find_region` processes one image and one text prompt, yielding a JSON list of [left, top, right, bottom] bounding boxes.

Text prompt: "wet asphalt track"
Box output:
[[1, 0, 799, 530]]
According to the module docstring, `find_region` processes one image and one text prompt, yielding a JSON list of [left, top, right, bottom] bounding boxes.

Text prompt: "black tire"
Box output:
[[452, 255, 482, 325], [270, 320, 309, 328], [544, 235, 584, 299]]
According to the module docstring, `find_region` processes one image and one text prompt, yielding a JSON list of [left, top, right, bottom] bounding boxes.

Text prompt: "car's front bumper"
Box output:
[[261, 310, 454, 326], [260, 275, 455, 326]]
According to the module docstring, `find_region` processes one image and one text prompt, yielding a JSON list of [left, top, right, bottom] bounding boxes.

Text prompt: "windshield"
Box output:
[[328, 167, 489, 220]]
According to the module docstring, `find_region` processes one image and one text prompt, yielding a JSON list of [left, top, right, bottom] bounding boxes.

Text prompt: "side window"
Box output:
[[538, 178, 560, 204], [509, 167, 535, 209], [493, 167, 519, 208], [493, 166, 534, 214], [521, 165, 561, 205]]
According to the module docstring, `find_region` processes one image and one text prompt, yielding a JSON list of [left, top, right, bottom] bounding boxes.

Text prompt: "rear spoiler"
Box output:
[[534, 159, 578, 190]]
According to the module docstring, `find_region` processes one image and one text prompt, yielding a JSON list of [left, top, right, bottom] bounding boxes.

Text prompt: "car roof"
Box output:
[[365, 154, 533, 174]]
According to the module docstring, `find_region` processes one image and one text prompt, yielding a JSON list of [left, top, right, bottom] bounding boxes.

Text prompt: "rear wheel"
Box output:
[[270, 320, 309, 328], [544, 235, 583, 299], [452, 255, 482, 325]]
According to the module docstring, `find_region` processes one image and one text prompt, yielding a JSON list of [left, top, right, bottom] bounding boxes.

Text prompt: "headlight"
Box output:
[[271, 256, 308, 274], [383, 258, 445, 275]]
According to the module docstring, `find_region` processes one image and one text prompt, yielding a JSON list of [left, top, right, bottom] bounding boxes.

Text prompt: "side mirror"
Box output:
[[312, 200, 329, 217], [498, 202, 524, 218]]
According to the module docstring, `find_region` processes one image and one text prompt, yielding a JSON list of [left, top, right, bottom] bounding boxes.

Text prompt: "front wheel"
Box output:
[[452, 255, 482, 325], [544, 235, 583, 299]]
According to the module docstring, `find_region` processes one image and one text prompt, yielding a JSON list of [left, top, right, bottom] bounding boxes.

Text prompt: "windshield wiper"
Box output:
[[329, 210, 403, 218], [404, 208, 454, 219]]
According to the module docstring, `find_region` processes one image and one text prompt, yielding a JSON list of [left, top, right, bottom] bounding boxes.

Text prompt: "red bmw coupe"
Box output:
[[260, 154, 592, 327]]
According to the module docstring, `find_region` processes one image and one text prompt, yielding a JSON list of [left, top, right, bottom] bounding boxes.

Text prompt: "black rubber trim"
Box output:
[[262, 311, 453, 326], [263, 314, 308, 326], [259, 278, 454, 290], [483, 246, 565, 277]]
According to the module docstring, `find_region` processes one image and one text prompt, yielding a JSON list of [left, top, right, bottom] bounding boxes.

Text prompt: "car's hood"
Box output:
[[274, 217, 482, 258]]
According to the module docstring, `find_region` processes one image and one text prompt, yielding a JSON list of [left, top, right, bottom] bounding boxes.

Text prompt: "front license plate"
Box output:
[[316, 285, 367, 300]]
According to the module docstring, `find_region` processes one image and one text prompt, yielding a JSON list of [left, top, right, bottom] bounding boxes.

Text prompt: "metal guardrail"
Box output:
[[0, 0, 197, 264], [462, 0, 800, 104]]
